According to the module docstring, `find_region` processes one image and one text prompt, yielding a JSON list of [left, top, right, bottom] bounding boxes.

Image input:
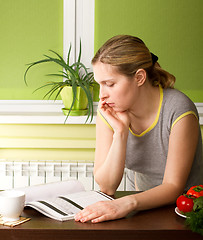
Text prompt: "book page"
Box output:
[[61, 191, 113, 209], [26, 200, 75, 221], [17, 180, 85, 203], [26, 190, 113, 221]]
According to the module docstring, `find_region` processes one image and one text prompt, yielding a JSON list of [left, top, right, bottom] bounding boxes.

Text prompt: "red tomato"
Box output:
[[176, 195, 194, 213], [186, 185, 203, 198]]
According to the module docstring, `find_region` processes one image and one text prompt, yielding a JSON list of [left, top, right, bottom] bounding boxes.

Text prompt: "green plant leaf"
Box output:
[[24, 59, 54, 85], [77, 81, 93, 123], [77, 39, 82, 64], [43, 55, 67, 69], [32, 82, 56, 93], [67, 82, 78, 114], [24, 41, 94, 123], [64, 64, 79, 80], [33, 82, 59, 99], [49, 50, 66, 65], [43, 84, 61, 100], [71, 62, 89, 77], [67, 43, 72, 65], [82, 72, 94, 85]]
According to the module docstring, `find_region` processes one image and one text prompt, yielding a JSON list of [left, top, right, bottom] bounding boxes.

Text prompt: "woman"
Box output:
[[74, 35, 203, 223]]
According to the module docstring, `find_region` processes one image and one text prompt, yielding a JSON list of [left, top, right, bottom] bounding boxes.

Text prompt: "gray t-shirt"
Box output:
[[125, 87, 203, 191], [98, 86, 203, 191]]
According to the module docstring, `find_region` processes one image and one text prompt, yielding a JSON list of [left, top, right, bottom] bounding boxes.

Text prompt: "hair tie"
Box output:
[[151, 53, 158, 64]]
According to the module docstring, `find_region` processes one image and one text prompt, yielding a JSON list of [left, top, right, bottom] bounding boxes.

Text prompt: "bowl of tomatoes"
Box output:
[[175, 184, 203, 235], [176, 184, 203, 216], [176, 185, 203, 216]]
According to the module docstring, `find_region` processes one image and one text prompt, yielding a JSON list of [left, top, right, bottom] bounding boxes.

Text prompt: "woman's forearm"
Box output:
[[74, 181, 184, 224], [126, 182, 182, 212], [94, 131, 128, 195]]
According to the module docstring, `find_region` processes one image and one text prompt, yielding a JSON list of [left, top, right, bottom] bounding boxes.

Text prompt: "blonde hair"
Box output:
[[92, 35, 175, 88]]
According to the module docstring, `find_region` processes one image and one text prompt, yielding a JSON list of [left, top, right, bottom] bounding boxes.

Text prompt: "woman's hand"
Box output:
[[74, 196, 135, 223], [99, 100, 130, 133]]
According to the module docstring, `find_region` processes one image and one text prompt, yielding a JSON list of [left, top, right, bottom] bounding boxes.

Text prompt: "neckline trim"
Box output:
[[129, 85, 163, 137]]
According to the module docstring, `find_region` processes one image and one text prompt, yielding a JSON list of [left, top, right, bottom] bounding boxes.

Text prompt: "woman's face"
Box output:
[[93, 62, 138, 112]]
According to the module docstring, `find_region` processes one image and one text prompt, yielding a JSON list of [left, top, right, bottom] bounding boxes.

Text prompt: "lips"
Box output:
[[106, 102, 115, 107]]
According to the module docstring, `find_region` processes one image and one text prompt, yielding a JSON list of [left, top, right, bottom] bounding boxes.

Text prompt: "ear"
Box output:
[[134, 69, 146, 87]]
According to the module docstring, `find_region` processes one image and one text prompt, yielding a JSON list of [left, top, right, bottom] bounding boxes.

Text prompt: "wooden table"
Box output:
[[0, 191, 202, 240]]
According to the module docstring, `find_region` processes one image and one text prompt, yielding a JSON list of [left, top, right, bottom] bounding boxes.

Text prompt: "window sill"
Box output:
[[0, 100, 202, 125], [0, 100, 97, 124]]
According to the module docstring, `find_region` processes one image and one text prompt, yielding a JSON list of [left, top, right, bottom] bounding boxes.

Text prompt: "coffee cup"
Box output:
[[0, 190, 25, 222]]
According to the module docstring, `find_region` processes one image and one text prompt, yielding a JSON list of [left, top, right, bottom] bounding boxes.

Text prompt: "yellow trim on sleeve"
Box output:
[[130, 85, 163, 137], [171, 111, 198, 130], [97, 109, 113, 130]]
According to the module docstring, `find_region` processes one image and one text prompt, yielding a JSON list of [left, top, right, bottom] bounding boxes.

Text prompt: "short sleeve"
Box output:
[[162, 89, 199, 132]]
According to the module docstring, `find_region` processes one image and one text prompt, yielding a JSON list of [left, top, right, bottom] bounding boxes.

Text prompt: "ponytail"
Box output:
[[146, 62, 176, 88]]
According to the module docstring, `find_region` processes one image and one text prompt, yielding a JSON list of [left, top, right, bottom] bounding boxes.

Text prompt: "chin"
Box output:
[[113, 106, 126, 112]]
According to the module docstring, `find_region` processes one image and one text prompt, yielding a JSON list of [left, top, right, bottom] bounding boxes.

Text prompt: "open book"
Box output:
[[18, 180, 113, 221]]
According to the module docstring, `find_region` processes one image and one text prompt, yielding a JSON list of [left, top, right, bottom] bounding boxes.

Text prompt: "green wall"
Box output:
[[95, 0, 203, 102], [0, 0, 202, 102], [0, 0, 63, 100]]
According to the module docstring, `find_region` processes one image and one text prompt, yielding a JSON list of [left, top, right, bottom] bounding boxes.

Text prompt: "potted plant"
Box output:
[[24, 40, 95, 123]]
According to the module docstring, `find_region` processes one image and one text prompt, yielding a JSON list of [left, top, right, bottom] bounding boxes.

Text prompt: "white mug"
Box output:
[[0, 190, 25, 222]]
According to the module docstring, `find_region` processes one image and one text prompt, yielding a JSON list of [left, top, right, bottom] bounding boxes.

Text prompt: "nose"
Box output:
[[99, 85, 108, 100]]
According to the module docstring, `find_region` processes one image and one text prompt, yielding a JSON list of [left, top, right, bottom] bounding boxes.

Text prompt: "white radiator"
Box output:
[[0, 160, 132, 191]]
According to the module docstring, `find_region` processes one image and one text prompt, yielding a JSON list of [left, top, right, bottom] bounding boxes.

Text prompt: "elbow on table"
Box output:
[[99, 186, 116, 196], [94, 174, 117, 196]]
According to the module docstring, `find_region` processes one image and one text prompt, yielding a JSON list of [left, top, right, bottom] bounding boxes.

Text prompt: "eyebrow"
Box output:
[[97, 79, 115, 84]]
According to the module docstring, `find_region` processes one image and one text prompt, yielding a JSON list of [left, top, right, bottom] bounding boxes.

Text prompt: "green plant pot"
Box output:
[[60, 86, 93, 116], [60, 86, 88, 110]]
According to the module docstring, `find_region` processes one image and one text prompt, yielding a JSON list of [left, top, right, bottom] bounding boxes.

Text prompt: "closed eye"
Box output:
[[106, 83, 114, 87]]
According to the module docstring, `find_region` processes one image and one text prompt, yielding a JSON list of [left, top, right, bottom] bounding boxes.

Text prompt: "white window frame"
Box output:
[[63, 0, 95, 71]]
